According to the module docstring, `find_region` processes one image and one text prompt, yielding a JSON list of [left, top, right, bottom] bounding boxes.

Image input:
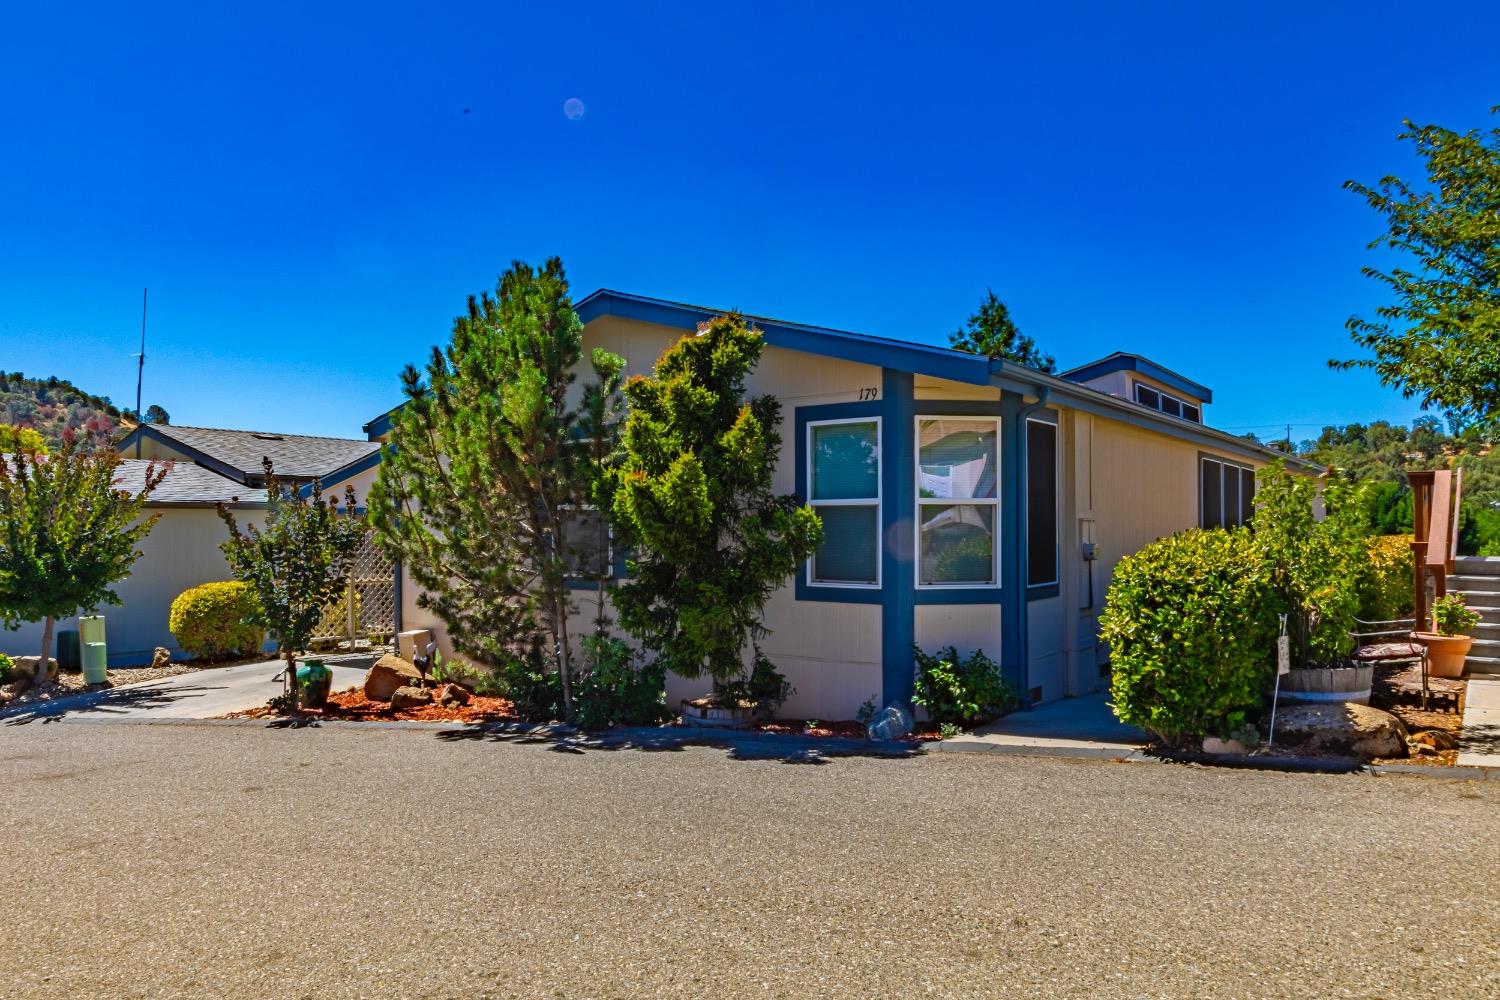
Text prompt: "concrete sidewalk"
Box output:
[[930, 690, 1148, 755], [1458, 677, 1500, 768], [0, 658, 370, 724]]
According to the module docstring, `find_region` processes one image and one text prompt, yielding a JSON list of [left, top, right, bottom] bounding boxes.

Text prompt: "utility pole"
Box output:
[[1285, 423, 1292, 454], [134, 288, 147, 457]]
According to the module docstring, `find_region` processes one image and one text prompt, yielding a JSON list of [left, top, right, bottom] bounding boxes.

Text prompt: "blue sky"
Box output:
[[2, 2, 1496, 441]]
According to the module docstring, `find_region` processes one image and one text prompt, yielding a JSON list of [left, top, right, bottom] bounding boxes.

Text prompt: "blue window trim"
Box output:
[[794, 398, 886, 605]]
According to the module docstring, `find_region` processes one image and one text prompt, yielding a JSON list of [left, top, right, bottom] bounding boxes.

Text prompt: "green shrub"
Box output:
[[1432, 594, 1480, 637], [912, 645, 1019, 726], [571, 636, 672, 729], [497, 638, 565, 721], [1100, 528, 1278, 747], [168, 582, 265, 661], [1358, 535, 1415, 621], [0, 653, 13, 684]]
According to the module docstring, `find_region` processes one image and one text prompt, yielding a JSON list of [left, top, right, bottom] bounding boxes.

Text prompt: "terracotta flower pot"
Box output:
[[1414, 632, 1474, 679]]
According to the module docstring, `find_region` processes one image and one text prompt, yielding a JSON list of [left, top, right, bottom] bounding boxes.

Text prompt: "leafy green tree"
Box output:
[[217, 460, 366, 713], [949, 290, 1056, 372], [1335, 111, 1500, 427], [0, 424, 48, 454], [1252, 462, 1370, 666], [0, 436, 165, 682], [368, 258, 624, 718], [610, 313, 823, 702], [143, 404, 170, 425]]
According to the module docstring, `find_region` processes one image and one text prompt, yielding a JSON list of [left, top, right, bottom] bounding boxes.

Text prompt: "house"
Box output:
[[0, 460, 267, 666], [344, 289, 1318, 720], [118, 423, 380, 490]]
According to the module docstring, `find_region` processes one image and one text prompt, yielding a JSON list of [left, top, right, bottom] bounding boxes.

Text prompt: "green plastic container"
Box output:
[[81, 642, 109, 685], [56, 630, 81, 670], [78, 615, 106, 646], [296, 660, 332, 708]]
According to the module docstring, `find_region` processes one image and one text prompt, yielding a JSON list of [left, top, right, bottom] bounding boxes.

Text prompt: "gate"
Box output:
[[311, 531, 397, 651]]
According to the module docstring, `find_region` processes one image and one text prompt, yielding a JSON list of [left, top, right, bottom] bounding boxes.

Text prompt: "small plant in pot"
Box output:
[[1418, 594, 1480, 679]]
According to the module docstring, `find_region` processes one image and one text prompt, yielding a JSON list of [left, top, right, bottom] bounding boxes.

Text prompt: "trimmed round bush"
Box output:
[[1358, 534, 1415, 622], [1099, 528, 1278, 747], [169, 582, 265, 661]]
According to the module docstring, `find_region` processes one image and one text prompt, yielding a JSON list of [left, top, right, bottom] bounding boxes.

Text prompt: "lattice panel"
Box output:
[[310, 530, 396, 646]]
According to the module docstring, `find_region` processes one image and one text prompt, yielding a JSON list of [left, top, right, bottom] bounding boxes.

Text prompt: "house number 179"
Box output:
[[858, 386, 878, 400]]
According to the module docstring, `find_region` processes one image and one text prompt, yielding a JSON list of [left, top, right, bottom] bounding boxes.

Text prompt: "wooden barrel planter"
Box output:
[[1281, 665, 1373, 706], [679, 697, 763, 729]]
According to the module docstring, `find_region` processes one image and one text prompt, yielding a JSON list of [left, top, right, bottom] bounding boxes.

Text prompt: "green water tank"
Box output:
[[81, 641, 109, 684], [78, 615, 106, 646], [56, 630, 81, 670]]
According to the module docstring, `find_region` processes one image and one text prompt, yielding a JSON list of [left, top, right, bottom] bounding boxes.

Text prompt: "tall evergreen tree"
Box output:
[[368, 258, 624, 717], [610, 314, 823, 700], [950, 290, 1056, 372]]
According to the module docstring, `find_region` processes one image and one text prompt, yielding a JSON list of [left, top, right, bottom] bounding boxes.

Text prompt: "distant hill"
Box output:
[[0, 371, 131, 449]]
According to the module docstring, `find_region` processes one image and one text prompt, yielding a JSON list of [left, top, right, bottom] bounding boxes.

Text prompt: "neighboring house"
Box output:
[[343, 289, 1318, 719], [118, 423, 380, 491], [0, 460, 267, 666]]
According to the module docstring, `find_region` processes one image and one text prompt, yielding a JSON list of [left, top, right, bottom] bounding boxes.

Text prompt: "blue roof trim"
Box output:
[[576, 289, 994, 386], [298, 447, 384, 499], [1058, 352, 1213, 404]]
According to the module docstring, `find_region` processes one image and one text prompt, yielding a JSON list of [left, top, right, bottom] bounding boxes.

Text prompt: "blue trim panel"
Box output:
[[364, 411, 394, 439], [881, 370, 917, 709], [300, 447, 384, 498], [1058, 352, 1213, 404], [577, 289, 993, 386]]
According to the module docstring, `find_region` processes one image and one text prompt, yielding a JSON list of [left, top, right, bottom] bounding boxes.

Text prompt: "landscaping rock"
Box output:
[[12, 657, 56, 684], [1407, 729, 1458, 753], [1202, 736, 1249, 755], [1274, 703, 1408, 759], [390, 685, 433, 710], [2, 677, 31, 699], [438, 683, 470, 707], [363, 655, 422, 702], [151, 647, 172, 669]]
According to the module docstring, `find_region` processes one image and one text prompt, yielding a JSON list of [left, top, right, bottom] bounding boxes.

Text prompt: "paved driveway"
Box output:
[[0, 658, 369, 723], [1, 721, 1495, 998]]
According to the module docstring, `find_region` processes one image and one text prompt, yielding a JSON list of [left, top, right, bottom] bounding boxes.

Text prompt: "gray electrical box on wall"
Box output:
[[1081, 542, 1100, 561]]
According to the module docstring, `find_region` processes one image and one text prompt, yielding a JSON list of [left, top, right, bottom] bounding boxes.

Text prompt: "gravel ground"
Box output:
[[1, 722, 1497, 999]]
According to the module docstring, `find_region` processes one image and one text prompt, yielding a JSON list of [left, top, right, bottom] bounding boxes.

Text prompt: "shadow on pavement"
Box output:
[[0, 681, 230, 726], [1459, 718, 1500, 757], [434, 722, 923, 765]]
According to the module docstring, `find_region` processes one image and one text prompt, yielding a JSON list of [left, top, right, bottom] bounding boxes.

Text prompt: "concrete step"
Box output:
[[1455, 556, 1500, 576], [1448, 574, 1500, 593], [1469, 638, 1500, 659], [1473, 606, 1500, 625], [1465, 655, 1500, 676]]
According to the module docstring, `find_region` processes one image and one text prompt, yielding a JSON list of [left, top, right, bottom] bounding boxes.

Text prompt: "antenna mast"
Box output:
[[134, 288, 147, 457]]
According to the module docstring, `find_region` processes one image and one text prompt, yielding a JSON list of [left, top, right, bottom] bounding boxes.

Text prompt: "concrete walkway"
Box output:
[[1458, 677, 1500, 768], [0, 658, 370, 724], [931, 690, 1148, 754]]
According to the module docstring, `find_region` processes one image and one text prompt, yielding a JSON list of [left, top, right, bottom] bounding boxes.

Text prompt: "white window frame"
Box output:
[[1026, 416, 1060, 588], [1134, 381, 1201, 423], [1199, 455, 1256, 530], [806, 416, 882, 589], [915, 415, 1002, 590]]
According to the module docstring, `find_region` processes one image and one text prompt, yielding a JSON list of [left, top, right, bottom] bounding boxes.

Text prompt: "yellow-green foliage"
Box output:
[[1359, 535, 1415, 622], [169, 582, 265, 660]]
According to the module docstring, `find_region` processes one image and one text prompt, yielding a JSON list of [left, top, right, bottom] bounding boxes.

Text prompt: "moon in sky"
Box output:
[[563, 98, 586, 120]]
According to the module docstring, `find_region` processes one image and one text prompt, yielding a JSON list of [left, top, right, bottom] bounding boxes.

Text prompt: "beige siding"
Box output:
[[0, 506, 267, 666], [123, 437, 199, 463]]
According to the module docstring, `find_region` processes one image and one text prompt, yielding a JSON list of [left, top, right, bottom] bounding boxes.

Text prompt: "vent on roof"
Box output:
[[251, 433, 285, 441]]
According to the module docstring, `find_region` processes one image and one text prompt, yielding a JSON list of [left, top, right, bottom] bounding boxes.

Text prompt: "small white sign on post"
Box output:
[[1277, 635, 1290, 676]]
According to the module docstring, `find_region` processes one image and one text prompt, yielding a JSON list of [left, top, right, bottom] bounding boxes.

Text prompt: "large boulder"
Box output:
[[390, 685, 434, 711], [363, 655, 422, 702], [1275, 703, 1408, 759]]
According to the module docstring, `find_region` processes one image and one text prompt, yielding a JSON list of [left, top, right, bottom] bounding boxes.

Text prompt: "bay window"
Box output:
[[807, 418, 881, 586], [917, 416, 1000, 587]]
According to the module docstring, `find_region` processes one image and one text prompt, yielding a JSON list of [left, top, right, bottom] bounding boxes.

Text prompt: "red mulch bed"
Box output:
[[226, 686, 522, 724]]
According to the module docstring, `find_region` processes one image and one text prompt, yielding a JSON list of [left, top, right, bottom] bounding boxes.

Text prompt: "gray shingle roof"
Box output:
[[140, 425, 379, 480], [111, 459, 259, 505]]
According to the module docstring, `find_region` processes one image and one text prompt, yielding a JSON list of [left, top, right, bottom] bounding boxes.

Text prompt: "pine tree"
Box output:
[[949, 290, 1056, 372], [368, 258, 624, 718], [610, 314, 823, 701]]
